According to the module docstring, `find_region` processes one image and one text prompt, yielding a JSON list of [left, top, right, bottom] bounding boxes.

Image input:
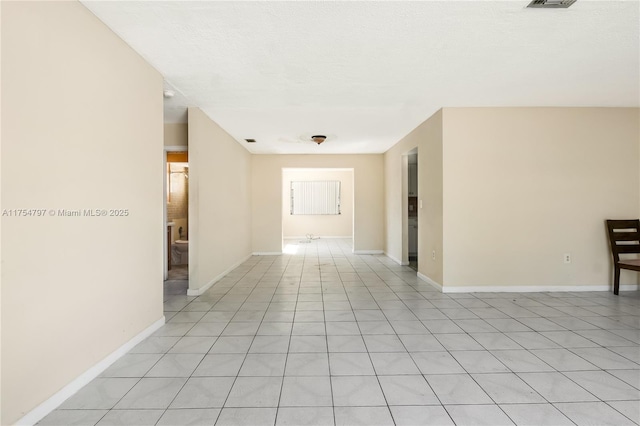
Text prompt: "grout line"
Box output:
[[273, 252, 298, 426], [42, 239, 640, 426]]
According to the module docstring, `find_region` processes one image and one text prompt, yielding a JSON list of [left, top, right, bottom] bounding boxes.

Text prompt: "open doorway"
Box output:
[[281, 168, 354, 255], [164, 150, 189, 293], [407, 151, 418, 271]]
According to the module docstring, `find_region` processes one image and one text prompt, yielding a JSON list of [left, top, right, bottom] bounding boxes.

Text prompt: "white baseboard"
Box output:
[[413, 273, 639, 294], [17, 316, 165, 426], [417, 272, 444, 292], [441, 284, 639, 293], [283, 236, 351, 239], [353, 250, 384, 255], [188, 253, 253, 296], [252, 252, 283, 256], [619, 284, 639, 291], [384, 252, 409, 266]]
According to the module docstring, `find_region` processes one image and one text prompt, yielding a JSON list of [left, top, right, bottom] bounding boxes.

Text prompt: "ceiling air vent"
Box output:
[[245, 139, 256, 143], [528, 0, 576, 8]]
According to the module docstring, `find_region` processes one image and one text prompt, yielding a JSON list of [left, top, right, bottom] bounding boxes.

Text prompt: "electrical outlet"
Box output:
[[432, 250, 436, 261], [564, 253, 571, 264]]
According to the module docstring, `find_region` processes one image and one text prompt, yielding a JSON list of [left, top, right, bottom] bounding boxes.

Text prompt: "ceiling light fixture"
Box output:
[[163, 90, 175, 98], [311, 135, 327, 145]]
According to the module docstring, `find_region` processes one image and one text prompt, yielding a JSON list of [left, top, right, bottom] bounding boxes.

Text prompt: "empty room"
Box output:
[[1, 1, 639, 425]]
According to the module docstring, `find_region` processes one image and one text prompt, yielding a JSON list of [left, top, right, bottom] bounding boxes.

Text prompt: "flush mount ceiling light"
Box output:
[[311, 135, 327, 145], [527, 0, 577, 8], [163, 90, 175, 98], [278, 133, 337, 146]]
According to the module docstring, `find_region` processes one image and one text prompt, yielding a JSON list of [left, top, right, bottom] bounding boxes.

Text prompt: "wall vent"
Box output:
[[528, 0, 577, 8]]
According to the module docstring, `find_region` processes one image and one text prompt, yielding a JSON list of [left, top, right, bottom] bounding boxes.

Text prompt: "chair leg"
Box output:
[[613, 266, 620, 295]]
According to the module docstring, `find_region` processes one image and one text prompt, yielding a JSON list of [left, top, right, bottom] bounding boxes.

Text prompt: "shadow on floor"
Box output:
[[409, 256, 418, 271], [164, 264, 188, 296], [168, 264, 188, 280]]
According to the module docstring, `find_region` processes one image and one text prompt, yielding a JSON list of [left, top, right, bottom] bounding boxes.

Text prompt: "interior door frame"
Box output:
[[163, 145, 188, 280]]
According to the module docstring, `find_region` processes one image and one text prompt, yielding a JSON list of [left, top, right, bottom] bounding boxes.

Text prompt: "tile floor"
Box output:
[[39, 239, 640, 425], [167, 264, 189, 281]]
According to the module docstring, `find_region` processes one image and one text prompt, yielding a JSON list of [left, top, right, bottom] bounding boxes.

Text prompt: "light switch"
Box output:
[[419, 200, 423, 209]]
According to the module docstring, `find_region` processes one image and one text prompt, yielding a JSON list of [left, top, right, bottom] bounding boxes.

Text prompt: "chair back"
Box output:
[[606, 219, 640, 263]]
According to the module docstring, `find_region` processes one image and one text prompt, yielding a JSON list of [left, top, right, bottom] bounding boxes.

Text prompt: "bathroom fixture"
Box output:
[[171, 240, 189, 265], [169, 167, 189, 179]]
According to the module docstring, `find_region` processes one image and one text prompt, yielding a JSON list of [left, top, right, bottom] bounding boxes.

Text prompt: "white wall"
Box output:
[[252, 155, 384, 254], [282, 169, 353, 238], [442, 107, 640, 289], [1, 2, 164, 424], [188, 108, 252, 295]]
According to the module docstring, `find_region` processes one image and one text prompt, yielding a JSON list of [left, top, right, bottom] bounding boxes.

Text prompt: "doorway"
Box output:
[[407, 151, 418, 271], [164, 150, 189, 293], [281, 168, 355, 255]]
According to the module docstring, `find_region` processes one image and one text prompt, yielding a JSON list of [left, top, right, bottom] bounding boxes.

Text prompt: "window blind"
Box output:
[[290, 181, 341, 215]]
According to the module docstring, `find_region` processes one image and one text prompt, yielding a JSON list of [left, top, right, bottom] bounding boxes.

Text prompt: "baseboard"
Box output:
[[252, 252, 283, 256], [353, 250, 384, 255], [187, 253, 253, 296], [384, 252, 409, 266], [283, 236, 352, 239], [441, 284, 639, 293], [417, 272, 443, 292], [17, 316, 165, 426], [412, 273, 638, 293], [619, 284, 639, 291]]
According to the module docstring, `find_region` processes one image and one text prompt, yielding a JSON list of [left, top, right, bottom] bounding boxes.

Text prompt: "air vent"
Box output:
[[527, 0, 577, 8], [245, 139, 256, 143]]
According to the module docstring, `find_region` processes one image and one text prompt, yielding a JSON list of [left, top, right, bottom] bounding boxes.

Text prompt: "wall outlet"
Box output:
[[564, 253, 571, 264], [432, 250, 436, 261]]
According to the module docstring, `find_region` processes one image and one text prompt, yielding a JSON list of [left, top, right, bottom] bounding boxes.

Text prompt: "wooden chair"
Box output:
[[605, 219, 640, 295]]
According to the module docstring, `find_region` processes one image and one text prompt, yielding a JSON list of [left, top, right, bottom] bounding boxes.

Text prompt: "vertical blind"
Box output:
[[290, 181, 341, 215]]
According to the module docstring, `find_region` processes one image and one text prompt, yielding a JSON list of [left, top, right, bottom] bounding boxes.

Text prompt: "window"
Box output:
[[290, 181, 341, 215]]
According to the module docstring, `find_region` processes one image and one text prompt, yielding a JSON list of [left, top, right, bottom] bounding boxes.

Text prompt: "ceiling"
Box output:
[[81, 1, 639, 154]]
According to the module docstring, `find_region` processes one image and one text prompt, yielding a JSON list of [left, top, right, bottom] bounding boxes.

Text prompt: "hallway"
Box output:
[[39, 239, 639, 425]]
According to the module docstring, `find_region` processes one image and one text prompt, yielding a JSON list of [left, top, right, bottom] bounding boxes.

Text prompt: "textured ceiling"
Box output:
[[81, 1, 640, 154]]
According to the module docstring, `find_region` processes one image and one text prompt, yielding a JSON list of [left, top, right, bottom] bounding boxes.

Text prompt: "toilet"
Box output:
[[171, 240, 189, 265]]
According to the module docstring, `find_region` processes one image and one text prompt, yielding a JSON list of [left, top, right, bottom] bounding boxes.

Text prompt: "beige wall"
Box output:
[[442, 107, 640, 288], [418, 111, 444, 285], [164, 123, 188, 147], [0, 0, 3, 414], [188, 108, 252, 294], [384, 110, 444, 284], [1, 2, 164, 424], [252, 155, 384, 253], [282, 169, 354, 238]]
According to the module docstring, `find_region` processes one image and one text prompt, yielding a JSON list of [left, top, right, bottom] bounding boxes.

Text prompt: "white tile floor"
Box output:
[[39, 239, 640, 425]]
